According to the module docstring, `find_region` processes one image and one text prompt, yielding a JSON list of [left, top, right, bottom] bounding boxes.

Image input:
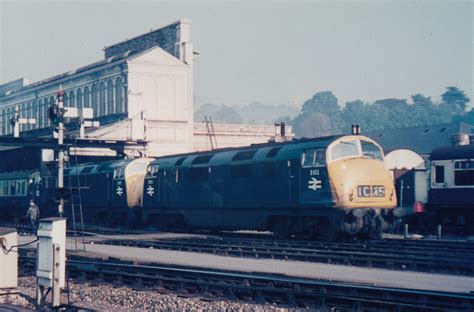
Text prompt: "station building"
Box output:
[[0, 18, 292, 158]]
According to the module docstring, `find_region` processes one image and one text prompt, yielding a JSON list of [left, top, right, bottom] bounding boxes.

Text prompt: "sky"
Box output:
[[0, 0, 472, 108]]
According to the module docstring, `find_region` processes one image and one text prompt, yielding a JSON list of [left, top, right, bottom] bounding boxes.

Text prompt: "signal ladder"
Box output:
[[66, 141, 86, 252], [205, 116, 217, 150]]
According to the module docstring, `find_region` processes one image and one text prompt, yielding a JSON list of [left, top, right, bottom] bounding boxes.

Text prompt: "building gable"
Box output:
[[128, 46, 185, 67]]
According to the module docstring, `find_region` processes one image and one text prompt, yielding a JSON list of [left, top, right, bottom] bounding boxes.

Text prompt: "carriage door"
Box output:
[[299, 149, 331, 205], [158, 170, 167, 202], [288, 159, 300, 203]]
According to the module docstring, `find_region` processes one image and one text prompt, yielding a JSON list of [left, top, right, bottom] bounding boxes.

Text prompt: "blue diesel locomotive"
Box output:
[[142, 134, 402, 238]]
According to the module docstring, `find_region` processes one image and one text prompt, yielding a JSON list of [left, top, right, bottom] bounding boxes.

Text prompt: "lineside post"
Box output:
[[57, 89, 65, 217]]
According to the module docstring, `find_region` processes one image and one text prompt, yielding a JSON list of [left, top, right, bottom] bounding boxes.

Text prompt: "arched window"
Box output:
[[1, 109, 5, 135], [84, 86, 90, 108], [107, 80, 114, 115], [115, 78, 123, 114], [33, 100, 39, 129], [63, 92, 68, 107], [6, 107, 11, 134], [37, 100, 43, 128], [44, 97, 49, 128], [69, 91, 75, 108], [76, 89, 83, 109], [91, 84, 98, 117], [48, 96, 55, 127], [99, 81, 106, 116]]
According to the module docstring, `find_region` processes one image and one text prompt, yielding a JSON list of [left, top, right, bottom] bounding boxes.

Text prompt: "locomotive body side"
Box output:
[[65, 159, 133, 223], [142, 135, 400, 237]]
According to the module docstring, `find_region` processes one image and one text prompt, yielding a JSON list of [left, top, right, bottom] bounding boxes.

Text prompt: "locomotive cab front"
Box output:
[[325, 136, 401, 235]]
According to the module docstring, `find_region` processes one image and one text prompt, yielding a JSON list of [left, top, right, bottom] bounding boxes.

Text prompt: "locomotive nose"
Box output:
[[328, 158, 397, 209]]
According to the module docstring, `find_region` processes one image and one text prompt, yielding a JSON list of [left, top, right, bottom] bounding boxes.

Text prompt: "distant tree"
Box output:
[[409, 94, 437, 126], [194, 103, 219, 122], [453, 108, 474, 125], [372, 98, 412, 129], [342, 100, 369, 132], [441, 86, 470, 112], [213, 106, 243, 124], [411, 94, 433, 106], [297, 91, 343, 134], [235, 102, 299, 125], [293, 112, 332, 138]]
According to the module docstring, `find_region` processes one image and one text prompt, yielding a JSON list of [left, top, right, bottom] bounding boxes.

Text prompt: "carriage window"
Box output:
[[81, 167, 94, 174], [266, 147, 281, 158], [301, 150, 315, 167], [192, 155, 214, 164], [21, 181, 26, 196], [15, 181, 21, 195], [175, 157, 186, 166], [10, 181, 16, 195], [435, 165, 445, 183], [146, 165, 159, 177], [3, 181, 9, 196], [113, 168, 124, 179], [454, 161, 474, 186], [232, 150, 257, 161], [331, 140, 359, 161], [360, 141, 383, 160], [301, 149, 326, 167]]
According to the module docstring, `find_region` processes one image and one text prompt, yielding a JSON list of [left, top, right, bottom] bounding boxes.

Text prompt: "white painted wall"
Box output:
[[193, 123, 294, 152], [126, 46, 193, 156]]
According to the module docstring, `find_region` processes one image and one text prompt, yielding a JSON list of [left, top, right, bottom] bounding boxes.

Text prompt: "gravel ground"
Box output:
[[0, 276, 304, 311]]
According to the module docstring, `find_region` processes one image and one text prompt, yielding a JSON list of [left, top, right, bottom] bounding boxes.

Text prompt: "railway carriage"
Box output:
[[428, 144, 474, 226], [142, 134, 401, 237], [0, 170, 42, 219]]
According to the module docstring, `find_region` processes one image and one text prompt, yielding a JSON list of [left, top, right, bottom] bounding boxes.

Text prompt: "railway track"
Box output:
[[101, 236, 474, 276], [5, 220, 473, 275], [0, 221, 149, 236], [19, 254, 474, 311]]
